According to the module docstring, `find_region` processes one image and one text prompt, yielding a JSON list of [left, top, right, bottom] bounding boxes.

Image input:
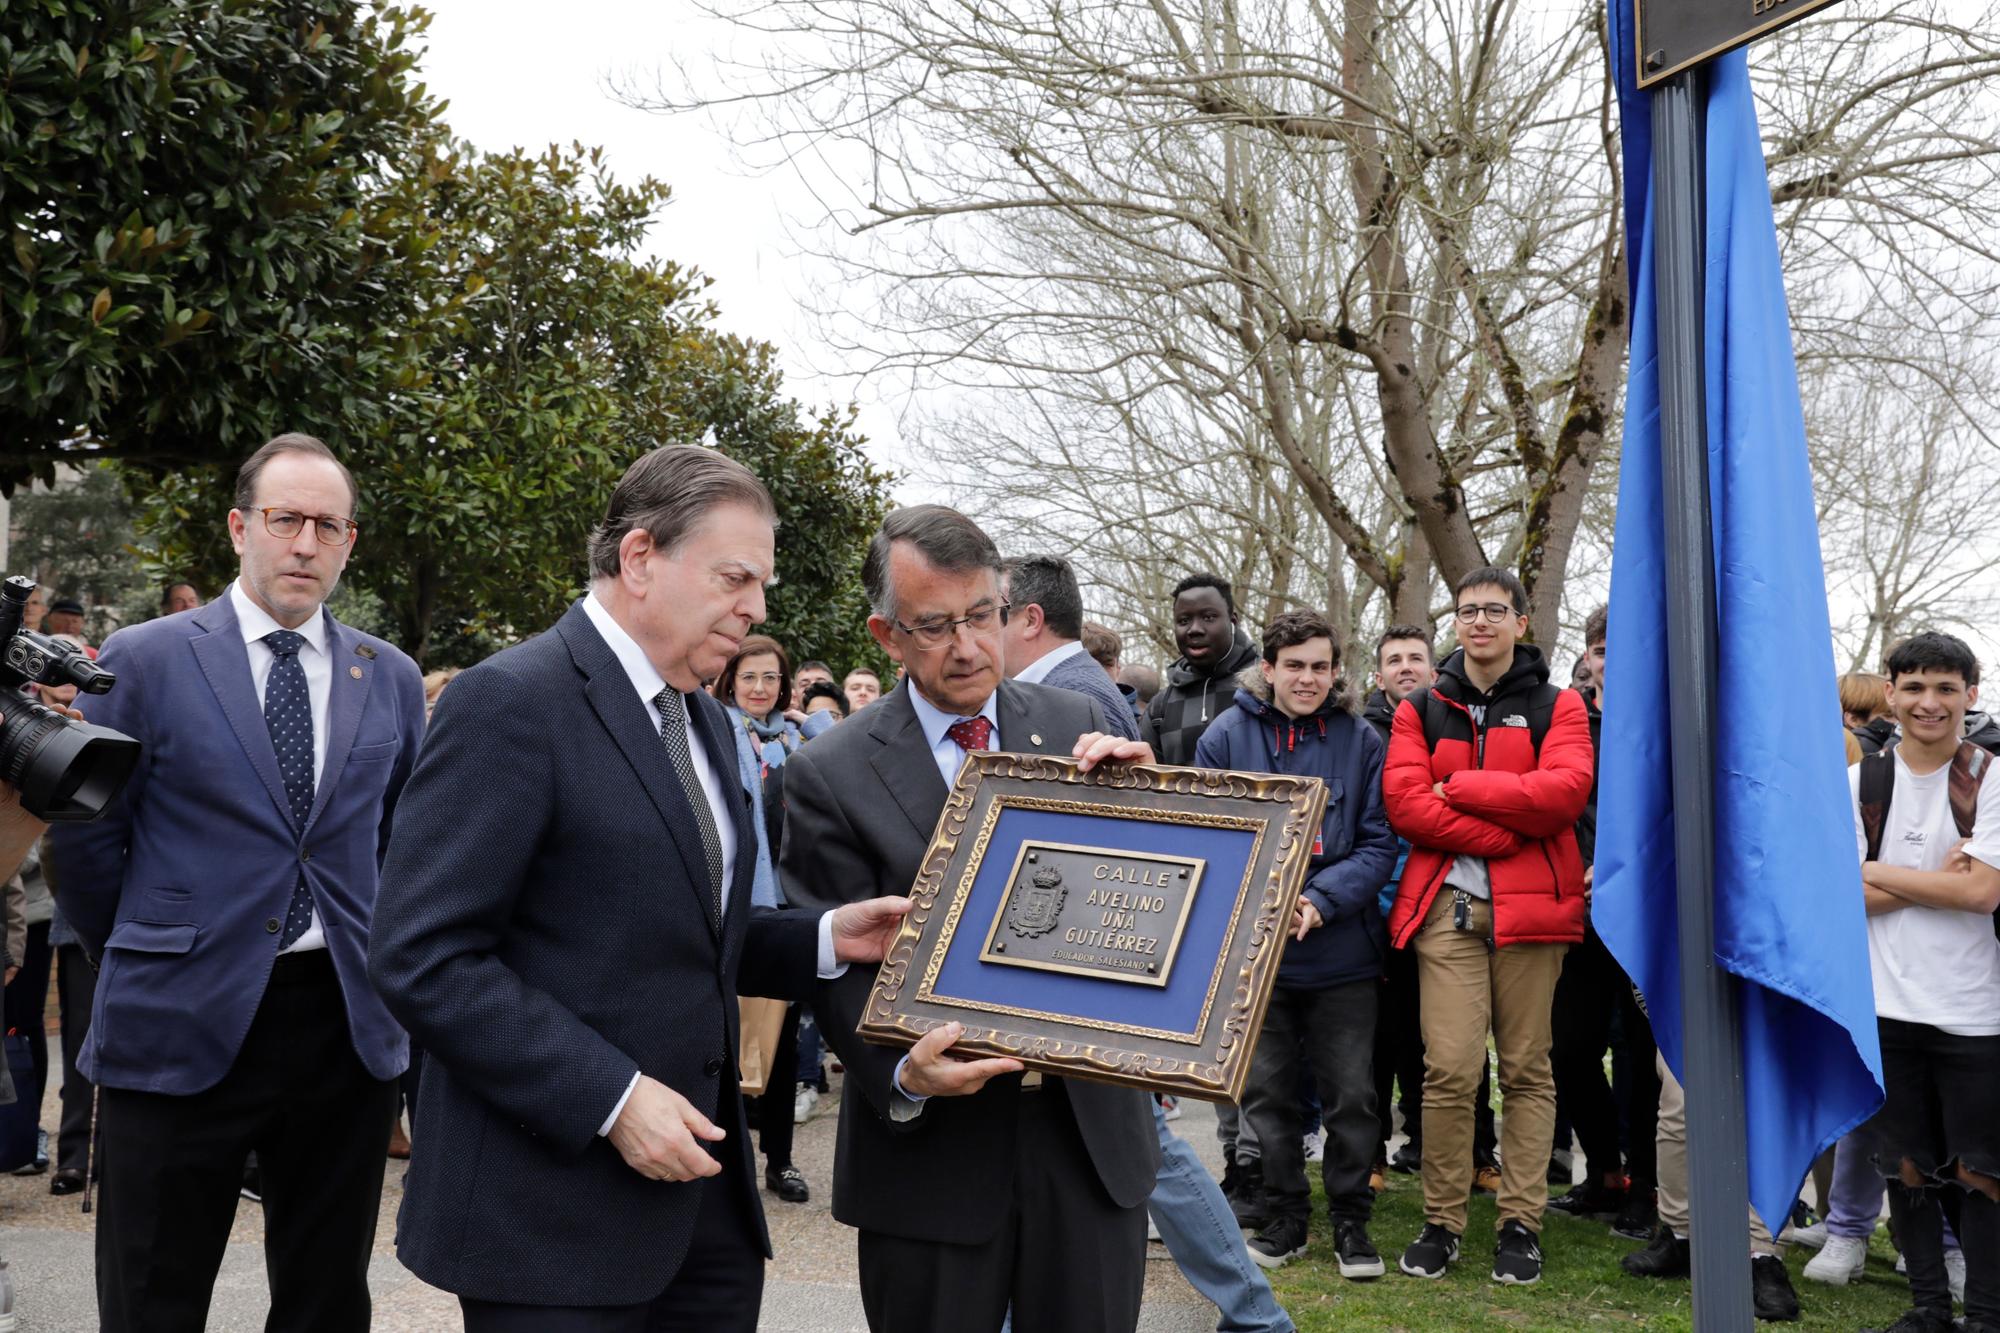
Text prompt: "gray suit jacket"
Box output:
[[1041, 648, 1141, 743], [778, 678, 1159, 1243]]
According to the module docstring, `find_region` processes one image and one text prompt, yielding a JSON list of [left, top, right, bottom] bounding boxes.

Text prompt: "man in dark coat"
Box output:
[[778, 506, 1160, 1333], [368, 447, 906, 1331], [1195, 610, 1397, 1279], [1141, 573, 1260, 766]]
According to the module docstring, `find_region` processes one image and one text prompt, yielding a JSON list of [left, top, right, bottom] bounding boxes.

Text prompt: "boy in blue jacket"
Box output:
[[1195, 610, 1398, 1277]]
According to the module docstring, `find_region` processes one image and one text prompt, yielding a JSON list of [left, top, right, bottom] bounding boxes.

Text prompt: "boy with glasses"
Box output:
[[1382, 568, 1593, 1286]]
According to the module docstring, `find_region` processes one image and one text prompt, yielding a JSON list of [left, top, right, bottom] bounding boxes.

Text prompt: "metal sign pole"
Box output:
[[1650, 65, 1755, 1330]]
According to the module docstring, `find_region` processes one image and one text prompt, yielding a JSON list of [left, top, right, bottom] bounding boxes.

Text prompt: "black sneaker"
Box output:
[[1247, 1216, 1308, 1269], [1229, 1162, 1269, 1231], [1612, 1191, 1658, 1241], [1334, 1220, 1385, 1280], [1861, 1305, 1959, 1332], [1750, 1254, 1799, 1322], [1621, 1227, 1690, 1279], [1399, 1222, 1460, 1279], [1548, 1177, 1628, 1219], [1389, 1142, 1422, 1174], [764, 1164, 809, 1204], [1492, 1219, 1543, 1286]]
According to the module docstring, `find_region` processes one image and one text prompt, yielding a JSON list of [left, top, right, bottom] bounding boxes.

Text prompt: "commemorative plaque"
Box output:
[[858, 753, 1327, 1102]]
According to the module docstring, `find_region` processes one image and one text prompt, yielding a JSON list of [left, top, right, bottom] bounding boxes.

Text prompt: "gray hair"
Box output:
[[587, 446, 776, 579], [861, 505, 1001, 620], [1001, 554, 1084, 640]]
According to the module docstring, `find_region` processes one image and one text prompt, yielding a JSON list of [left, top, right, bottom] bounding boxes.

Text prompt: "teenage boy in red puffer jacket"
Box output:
[[1383, 567, 1593, 1289]]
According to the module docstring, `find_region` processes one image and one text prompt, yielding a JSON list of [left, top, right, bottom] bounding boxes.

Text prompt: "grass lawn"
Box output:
[[1266, 1171, 1919, 1331]]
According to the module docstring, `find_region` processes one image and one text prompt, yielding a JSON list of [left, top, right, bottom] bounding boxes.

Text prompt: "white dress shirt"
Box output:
[[581, 592, 845, 1136], [1010, 638, 1085, 688], [231, 579, 330, 955], [891, 684, 1006, 1112]]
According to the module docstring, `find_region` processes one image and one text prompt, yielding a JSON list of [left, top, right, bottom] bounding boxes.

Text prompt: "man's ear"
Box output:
[[867, 615, 904, 666], [618, 528, 655, 588]]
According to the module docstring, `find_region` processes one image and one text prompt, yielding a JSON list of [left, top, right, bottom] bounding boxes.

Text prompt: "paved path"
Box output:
[[0, 1074, 1226, 1330]]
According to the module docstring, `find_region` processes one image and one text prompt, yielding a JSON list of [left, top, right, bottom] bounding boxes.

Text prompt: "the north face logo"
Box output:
[[1501, 714, 1530, 728]]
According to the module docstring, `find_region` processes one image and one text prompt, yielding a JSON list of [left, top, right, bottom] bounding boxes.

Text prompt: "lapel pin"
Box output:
[[355, 644, 377, 660], [349, 665, 364, 679], [1030, 734, 1043, 746]]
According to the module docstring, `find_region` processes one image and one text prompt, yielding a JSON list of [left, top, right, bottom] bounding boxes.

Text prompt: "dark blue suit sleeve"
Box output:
[[776, 745, 914, 1129], [46, 625, 148, 958], [1304, 727, 1397, 923], [368, 664, 640, 1155]]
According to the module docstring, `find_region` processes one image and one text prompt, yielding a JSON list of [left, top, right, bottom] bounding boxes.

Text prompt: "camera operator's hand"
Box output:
[[33, 682, 78, 708]]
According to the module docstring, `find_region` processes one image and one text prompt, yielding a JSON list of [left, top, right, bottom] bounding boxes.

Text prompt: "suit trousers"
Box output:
[[94, 949, 397, 1333], [1412, 892, 1565, 1235], [53, 942, 95, 1176], [2, 921, 52, 1115], [857, 1083, 1148, 1333], [459, 1148, 764, 1333]]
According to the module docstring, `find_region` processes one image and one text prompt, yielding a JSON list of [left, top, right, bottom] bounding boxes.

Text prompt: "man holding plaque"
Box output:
[[1194, 610, 1398, 1277], [778, 505, 1161, 1333]]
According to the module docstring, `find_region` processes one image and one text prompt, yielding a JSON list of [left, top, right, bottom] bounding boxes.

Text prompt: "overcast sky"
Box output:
[[415, 0, 919, 484]]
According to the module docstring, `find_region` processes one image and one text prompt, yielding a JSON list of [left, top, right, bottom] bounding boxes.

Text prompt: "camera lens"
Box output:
[[0, 698, 142, 822]]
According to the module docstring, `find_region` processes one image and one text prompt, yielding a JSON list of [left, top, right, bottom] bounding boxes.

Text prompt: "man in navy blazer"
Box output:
[[49, 434, 426, 1332], [1000, 554, 1142, 743], [369, 446, 907, 1331]]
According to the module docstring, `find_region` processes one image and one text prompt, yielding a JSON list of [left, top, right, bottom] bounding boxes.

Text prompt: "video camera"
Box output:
[[0, 576, 141, 821]]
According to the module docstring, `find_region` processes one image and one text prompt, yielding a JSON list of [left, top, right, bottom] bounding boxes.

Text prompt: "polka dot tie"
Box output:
[[263, 630, 317, 948], [946, 716, 992, 753]]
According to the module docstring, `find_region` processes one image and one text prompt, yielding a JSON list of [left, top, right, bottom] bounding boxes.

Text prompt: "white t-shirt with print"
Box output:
[[1850, 751, 2000, 1035]]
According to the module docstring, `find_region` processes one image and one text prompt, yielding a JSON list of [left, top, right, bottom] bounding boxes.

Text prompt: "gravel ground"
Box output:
[[0, 1069, 1220, 1331]]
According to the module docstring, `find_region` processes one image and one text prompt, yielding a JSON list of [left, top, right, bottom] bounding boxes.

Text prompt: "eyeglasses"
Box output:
[[1454, 602, 1517, 624], [247, 508, 358, 547], [893, 602, 1011, 650], [735, 671, 782, 688]]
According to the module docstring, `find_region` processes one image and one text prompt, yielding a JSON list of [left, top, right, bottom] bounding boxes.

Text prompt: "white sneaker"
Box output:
[[1947, 1247, 1966, 1305], [1783, 1219, 1828, 1250], [1803, 1233, 1868, 1285], [793, 1087, 819, 1125], [1302, 1128, 1326, 1163], [1896, 1251, 1907, 1275]]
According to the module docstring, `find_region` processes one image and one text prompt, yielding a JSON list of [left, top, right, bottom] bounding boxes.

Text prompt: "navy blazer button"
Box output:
[[703, 1057, 724, 1077], [300, 851, 312, 863], [265, 918, 281, 933]]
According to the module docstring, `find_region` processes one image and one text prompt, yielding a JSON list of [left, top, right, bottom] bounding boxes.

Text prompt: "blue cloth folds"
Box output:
[[1592, 2, 1884, 1231]]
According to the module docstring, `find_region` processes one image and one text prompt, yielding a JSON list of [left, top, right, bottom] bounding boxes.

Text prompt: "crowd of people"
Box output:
[[0, 432, 1992, 1333]]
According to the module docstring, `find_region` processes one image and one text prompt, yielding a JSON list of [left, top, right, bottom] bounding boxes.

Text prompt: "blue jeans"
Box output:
[[1147, 1098, 1296, 1333], [1000, 1099, 1294, 1333]]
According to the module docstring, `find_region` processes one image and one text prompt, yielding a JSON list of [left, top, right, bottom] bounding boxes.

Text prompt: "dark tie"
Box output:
[[654, 688, 726, 925], [946, 716, 993, 753], [263, 630, 317, 947]]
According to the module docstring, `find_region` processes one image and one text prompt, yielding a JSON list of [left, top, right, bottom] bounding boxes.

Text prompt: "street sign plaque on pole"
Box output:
[[1635, 0, 1845, 87]]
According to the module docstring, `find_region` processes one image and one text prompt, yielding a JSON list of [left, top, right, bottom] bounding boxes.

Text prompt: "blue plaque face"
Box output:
[[977, 840, 1203, 987], [860, 753, 1328, 1102]]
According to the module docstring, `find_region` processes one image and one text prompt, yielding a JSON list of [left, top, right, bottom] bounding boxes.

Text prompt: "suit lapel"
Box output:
[[187, 598, 297, 830], [869, 684, 951, 840], [694, 693, 757, 970], [563, 606, 721, 940], [997, 680, 1067, 759], [305, 611, 373, 833]]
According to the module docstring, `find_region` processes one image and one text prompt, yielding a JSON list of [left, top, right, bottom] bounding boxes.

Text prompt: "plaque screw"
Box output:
[[1027, 854, 1038, 863], [994, 943, 1005, 952], [1644, 49, 1663, 71], [1178, 868, 1188, 878], [1147, 963, 1157, 973]]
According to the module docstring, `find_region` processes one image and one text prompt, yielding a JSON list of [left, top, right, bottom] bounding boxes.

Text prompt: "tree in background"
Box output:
[[6, 3, 892, 667], [4, 464, 152, 639], [1, 0, 441, 486]]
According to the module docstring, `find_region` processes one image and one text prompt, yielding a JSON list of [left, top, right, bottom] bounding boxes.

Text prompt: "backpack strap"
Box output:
[[1948, 742, 1990, 842], [1858, 745, 1896, 864]]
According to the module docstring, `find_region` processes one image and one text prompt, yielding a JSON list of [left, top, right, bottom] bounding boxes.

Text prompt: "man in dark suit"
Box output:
[[368, 446, 907, 1332], [49, 433, 427, 1332], [779, 506, 1162, 1333], [1000, 554, 1141, 743]]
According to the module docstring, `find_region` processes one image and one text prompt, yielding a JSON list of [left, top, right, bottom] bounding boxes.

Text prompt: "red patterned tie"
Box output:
[[946, 716, 993, 753]]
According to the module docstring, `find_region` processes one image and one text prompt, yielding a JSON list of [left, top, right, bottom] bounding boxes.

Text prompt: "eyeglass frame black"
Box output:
[[1453, 602, 1521, 624], [243, 506, 359, 547], [891, 601, 1012, 649]]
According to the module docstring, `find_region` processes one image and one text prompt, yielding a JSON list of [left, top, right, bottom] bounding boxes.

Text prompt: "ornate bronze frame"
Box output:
[[858, 753, 1328, 1102]]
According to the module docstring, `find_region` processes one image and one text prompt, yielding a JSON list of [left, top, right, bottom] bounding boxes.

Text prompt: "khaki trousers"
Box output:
[[1653, 1052, 1781, 1254], [1412, 891, 1566, 1234]]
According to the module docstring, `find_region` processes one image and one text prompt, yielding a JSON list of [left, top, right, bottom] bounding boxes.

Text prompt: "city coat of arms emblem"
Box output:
[[1007, 864, 1068, 938]]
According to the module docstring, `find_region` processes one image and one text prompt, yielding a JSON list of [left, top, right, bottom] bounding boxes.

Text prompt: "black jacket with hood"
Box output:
[[1141, 627, 1260, 766]]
